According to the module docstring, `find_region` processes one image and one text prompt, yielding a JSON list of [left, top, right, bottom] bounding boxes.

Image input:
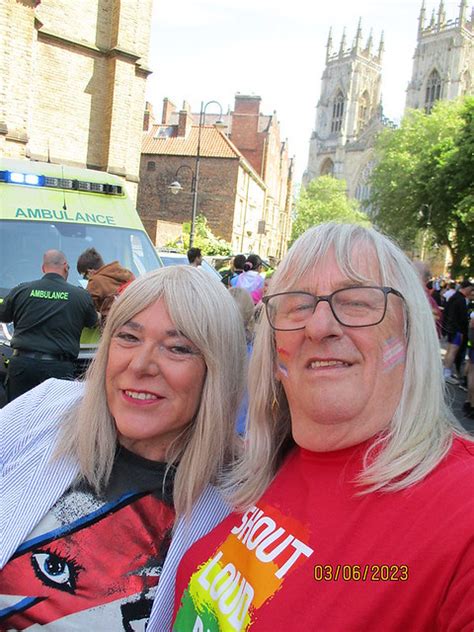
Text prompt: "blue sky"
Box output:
[[145, 0, 463, 182]]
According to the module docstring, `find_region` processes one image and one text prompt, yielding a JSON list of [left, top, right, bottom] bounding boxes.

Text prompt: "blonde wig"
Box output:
[[57, 265, 246, 516], [228, 286, 256, 343], [228, 222, 469, 508]]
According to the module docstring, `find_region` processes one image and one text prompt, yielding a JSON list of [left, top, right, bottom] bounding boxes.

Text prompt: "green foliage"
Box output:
[[369, 97, 474, 276], [165, 214, 232, 256], [291, 176, 370, 244]]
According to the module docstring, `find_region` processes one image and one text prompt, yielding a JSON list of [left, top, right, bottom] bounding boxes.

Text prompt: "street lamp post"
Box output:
[[168, 100, 224, 248]]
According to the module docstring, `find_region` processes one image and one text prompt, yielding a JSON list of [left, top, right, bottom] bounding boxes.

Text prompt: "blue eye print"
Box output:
[[31, 549, 83, 594]]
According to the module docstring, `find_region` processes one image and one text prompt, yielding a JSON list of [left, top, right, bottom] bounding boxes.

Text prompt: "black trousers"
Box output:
[[5, 355, 75, 403]]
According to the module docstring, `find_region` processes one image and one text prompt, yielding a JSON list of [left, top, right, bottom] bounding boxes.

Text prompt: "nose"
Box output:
[[304, 298, 344, 341], [129, 343, 160, 376]]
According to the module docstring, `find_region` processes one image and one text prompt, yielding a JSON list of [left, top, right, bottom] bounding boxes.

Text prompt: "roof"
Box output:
[[160, 112, 274, 135], [142, 124, 240, 159]]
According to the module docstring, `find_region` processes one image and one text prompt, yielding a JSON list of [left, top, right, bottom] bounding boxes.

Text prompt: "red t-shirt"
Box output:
[[173, 437, 474, 631]]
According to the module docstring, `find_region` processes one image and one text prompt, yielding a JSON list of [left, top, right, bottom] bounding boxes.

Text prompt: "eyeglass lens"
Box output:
[[267, 287, 388, 329]]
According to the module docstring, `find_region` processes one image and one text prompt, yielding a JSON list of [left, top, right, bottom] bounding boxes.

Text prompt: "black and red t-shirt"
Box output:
[[0, 447, 175, 630]]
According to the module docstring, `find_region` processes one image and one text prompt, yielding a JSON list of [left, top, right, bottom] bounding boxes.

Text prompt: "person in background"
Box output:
[[442, 279, 473, 384], [229, 287, 256, 435], [221, 254, 246, 288], [412, 260, 442, 337], [77, 247, 134, 320], [0, 266, 246, 629], [463, 312, 474, 419], [232, 254, 264, 305], [187, 247, 203, 268], [0, 249, 97, 402], [167, 223, 473, 632]]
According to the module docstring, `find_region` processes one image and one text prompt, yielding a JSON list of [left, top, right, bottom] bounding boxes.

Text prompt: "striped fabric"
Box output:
[[147, 487, 231, 631], [0, 379, 83, 568]]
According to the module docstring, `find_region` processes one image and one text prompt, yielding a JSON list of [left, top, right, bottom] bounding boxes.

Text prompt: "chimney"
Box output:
[[177, 109, 192, 138], [162, 97, 176, 124], [143, 101, 153, 131]]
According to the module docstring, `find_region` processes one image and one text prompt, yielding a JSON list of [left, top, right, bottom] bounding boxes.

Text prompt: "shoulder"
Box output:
[[1, 379, 85, 460]]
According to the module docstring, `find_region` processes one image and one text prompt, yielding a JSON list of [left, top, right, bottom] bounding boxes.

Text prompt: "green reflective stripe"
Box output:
[[29, 289, 69, 300]]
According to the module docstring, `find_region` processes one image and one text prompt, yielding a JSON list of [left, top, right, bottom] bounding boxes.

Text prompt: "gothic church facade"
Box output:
[[303, 2, 473, 203]]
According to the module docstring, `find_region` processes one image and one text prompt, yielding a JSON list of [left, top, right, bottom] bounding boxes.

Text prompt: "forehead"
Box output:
[[297, 245, 382, 292]]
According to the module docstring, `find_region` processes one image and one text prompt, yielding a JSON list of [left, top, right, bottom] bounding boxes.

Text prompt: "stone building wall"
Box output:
[[0, 0, 153, 200]]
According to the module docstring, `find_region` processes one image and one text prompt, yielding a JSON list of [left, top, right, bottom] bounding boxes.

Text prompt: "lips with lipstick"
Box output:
[[123, 389, 162, 402]]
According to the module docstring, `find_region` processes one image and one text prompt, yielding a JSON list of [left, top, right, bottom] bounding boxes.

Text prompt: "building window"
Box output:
[[320, 158, 335, 176], [358, 91, 370, 132], [331, 91, 345, 133], [461, 70, 472, 95], [147, 161, 156, 171], [425, 70, 441, 113]]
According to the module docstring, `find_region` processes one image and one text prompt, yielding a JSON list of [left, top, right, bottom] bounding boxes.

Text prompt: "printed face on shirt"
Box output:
[[106, 298, 206, 460], [0, 491, 174, 630], [274, 247, 406, 451]]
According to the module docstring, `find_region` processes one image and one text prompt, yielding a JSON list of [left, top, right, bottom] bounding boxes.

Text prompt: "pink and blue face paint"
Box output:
[[276, 346, 290, 377], [382, 337, 406, 372]]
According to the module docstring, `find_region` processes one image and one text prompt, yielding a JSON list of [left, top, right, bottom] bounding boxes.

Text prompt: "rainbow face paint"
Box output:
[[276, 347, 290, 377], [382, 337, 406, 372]]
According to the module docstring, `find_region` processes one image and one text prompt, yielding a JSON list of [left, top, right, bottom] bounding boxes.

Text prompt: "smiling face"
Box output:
[[105, 299, 206, 460], [274, 247, 406, 452]]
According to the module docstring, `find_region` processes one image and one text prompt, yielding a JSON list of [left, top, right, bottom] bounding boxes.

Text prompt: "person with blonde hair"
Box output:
[[229, 287, 256, 434], [168, 223, 474, 631], [0, 266, 246, 629]]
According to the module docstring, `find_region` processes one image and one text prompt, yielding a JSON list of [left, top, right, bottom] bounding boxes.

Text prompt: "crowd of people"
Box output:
[[0, 224, 473, 630]]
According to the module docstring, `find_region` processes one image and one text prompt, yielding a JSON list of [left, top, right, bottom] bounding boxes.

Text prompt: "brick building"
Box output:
[[138, 103, 267, 254], [138, 95, 293, 259], [0, 0, 153, 199]]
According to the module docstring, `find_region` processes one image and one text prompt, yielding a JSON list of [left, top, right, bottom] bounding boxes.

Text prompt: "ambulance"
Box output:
[[0, 158, 162, 399]]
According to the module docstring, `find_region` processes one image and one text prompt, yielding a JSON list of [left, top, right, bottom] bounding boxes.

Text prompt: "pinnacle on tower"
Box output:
[[366, 28, 373, 53], [418, 1, 426, 33], [459, 0, 468, 24], [378, 31, 385, 61], [437, 0, 446, 27], [354, 18, 363, 52], [429, 8, 436, 27], [339, 27, 347, 57], [326, 27, 333, 61]]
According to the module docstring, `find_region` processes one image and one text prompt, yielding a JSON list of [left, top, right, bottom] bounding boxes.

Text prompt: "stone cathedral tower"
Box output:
[[406, 1, 473, 111], [303, 21, 386, 202]]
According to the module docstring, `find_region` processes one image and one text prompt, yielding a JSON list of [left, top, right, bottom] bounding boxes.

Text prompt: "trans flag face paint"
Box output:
[[276, 347, 290, 378], [382, 337, 406, 372]]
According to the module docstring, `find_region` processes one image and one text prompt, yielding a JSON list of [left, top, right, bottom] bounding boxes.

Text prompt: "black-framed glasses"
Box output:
[[262, 286, 404, 331]]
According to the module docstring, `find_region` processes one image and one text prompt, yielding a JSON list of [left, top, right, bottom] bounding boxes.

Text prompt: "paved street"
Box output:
[[447, 381, 473, 435]]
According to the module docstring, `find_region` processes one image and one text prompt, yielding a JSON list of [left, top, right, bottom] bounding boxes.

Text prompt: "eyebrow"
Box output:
[[121, 321, 186, 339], [298, 281, 368, 293]]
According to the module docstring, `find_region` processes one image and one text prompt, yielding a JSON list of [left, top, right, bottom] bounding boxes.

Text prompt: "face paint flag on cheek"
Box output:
[[276, 347, 290, 377], [382, 337, 406, 372]]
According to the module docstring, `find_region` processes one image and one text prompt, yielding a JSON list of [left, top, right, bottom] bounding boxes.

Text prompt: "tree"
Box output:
[[165, 214, 232, 256], [369, 97, 474, 276], [291, 176, 370, 244]]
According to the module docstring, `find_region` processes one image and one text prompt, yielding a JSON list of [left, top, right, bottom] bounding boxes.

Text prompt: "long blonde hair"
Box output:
[[227, 222, 468, 508], [57, 266, 246, 516]]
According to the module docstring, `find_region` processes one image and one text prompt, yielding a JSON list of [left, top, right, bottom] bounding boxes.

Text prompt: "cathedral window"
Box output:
[[425, 70, 442, 113], [358, 91, 370, 132], [331, 91, 345, 133], [320, 158, 334, 176]]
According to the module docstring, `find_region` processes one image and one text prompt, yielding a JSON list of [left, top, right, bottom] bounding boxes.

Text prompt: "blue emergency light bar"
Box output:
[[0, 170, 123, 195]]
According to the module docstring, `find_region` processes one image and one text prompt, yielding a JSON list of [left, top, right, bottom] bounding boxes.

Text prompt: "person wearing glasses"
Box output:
[[158, 223, 474, 632], [0, 249, 97, 402]]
